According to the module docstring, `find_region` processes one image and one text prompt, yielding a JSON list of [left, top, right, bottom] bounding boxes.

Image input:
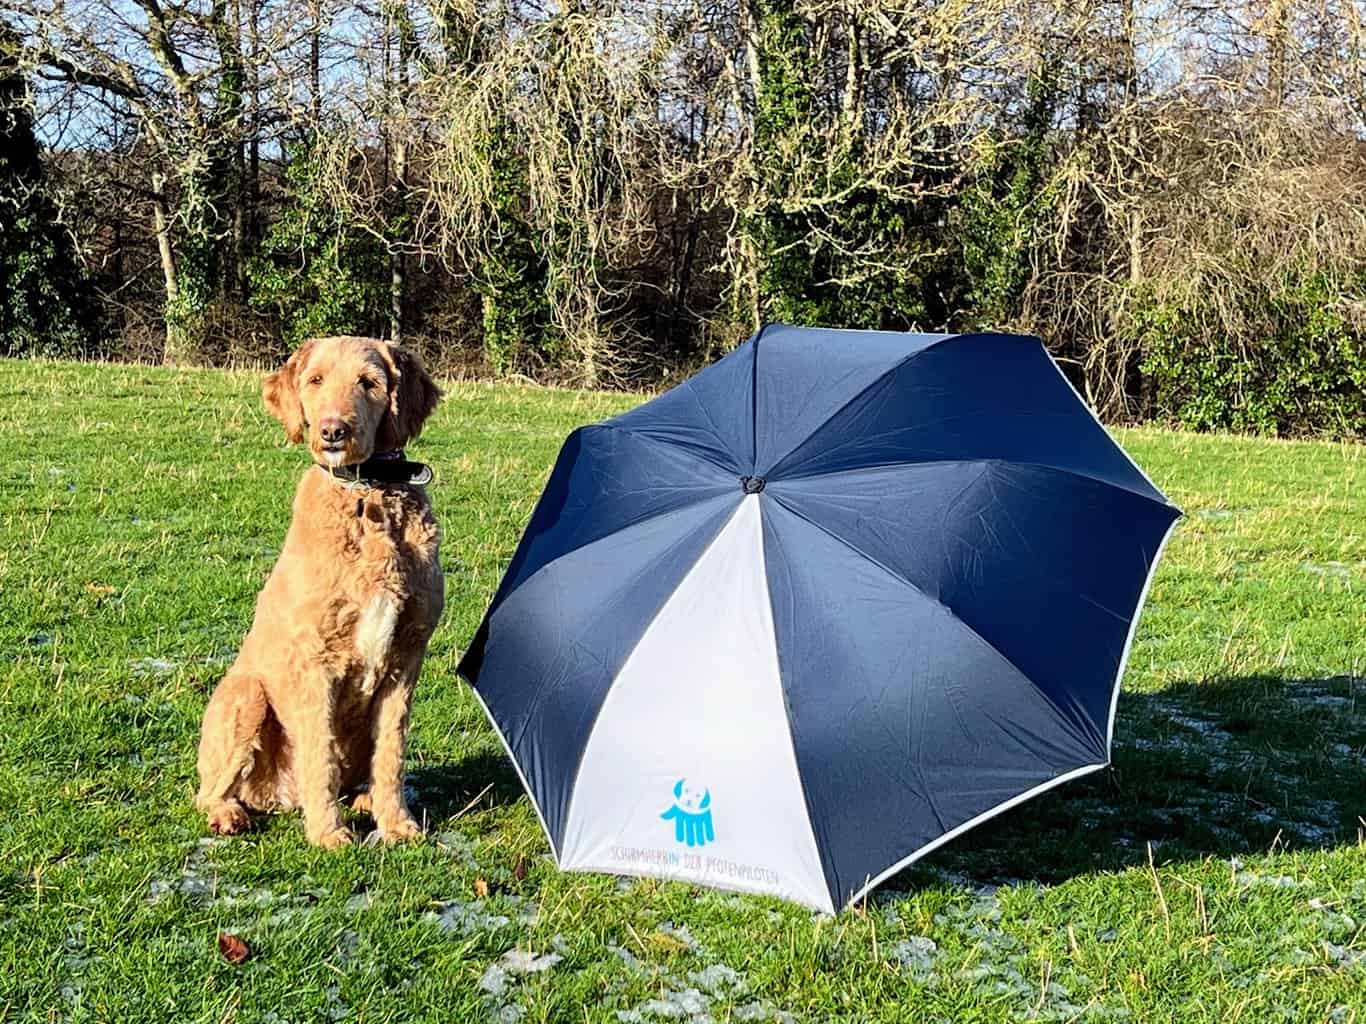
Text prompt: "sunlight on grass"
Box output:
[[0, 360, 1362, 1021]]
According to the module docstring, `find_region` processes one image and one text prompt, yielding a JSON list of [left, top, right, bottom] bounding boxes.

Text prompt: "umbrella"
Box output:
[[458, 325, 1181, 911]]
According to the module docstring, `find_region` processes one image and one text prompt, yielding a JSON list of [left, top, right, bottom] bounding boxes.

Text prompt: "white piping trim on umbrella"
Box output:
[[844, 760, 1108, 908], [845, 354, 1183, 910], [1041, 343, 1178, 509], [842, 514, 1178, 909], [1105, 515, 1181, 751], [1039, 337, 1183, 753], [467, 683, 561, 862]]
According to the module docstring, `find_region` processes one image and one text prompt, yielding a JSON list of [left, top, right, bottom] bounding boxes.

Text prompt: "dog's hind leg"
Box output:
[[195, 670, 269, 835]]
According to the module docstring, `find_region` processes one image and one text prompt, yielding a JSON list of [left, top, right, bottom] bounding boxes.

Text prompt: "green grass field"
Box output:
[[1, 358, 1363, 1022]]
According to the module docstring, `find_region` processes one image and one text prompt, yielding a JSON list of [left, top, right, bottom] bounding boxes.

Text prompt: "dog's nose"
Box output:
[[319, 418, 351, 444]]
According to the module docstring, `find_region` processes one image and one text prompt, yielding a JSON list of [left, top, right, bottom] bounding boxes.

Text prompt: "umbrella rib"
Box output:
[[760, 335, 958, 475], [603, 423, 741, 478], [750, 324, 771, 472], [776, 458, 1177, 511], [681, 378, 744, 470], [767, 492, 1103, 755], [501, 487, 738, 606]]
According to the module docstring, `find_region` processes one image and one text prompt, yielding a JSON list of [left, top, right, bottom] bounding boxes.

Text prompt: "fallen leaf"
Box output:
[[218, 933, 250, 964], [85, 583, 116, 595], [513, 858, 528, 882], [474, 877, 490, 899]]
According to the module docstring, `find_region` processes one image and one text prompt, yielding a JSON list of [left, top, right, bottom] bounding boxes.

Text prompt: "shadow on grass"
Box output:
[[413, 674, 1363, 892], [408, 750, 527, 824], [896, 673, 1366, 890]]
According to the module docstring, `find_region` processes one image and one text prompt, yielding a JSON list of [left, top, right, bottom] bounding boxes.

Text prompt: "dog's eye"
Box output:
[[358, 377, 377, 391], [307, 375, 323, 387]]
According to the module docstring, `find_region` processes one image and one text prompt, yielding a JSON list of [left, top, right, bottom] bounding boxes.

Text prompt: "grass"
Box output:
[[0, 358, 1363, 1023]]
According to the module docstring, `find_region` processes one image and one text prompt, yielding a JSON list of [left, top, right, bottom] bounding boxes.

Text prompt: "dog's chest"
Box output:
[[343, 488, 441, 694], [354, 593, 401, 694]]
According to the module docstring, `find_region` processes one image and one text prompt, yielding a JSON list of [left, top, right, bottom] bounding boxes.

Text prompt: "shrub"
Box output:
[[1136, 273, 1366, 437]]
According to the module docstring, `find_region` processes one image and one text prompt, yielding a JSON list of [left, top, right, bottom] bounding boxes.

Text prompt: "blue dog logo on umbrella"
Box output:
[[661, 778, 714, 847]]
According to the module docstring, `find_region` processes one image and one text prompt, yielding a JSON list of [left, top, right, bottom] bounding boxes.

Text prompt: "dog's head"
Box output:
[[673, 779, 710, 813], [262, 336, 440, 467]]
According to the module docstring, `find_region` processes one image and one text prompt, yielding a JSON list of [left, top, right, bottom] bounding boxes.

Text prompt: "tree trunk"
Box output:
[[151, 169, 187, 362], [841, 15, 859, 128], [230, 0, 247, 301], [247, 0, 260, 255], [737, 0, 764, 331], [310, 0, 322, 126], [1123, 0, 1141, 287], [388, 0, 410, 343], [1267, 0, 1290, 106]]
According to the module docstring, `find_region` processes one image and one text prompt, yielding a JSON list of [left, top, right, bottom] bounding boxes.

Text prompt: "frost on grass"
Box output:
[[608, 944, 649, 974], [1300, 560, 1355, 578], [615, 985, 799, 1024], [500, 949, 563, 974], [130, 656, 177, 677], [621, 988, 711, 1021], [323, 984, 348, 1021], [57, 924, 95, 1009], [734, 1004, 799, 1024], [1235, 871, 1303, 890], [929, 890, 1130, 1021], [344, 892, 373, 913], [431, 829, 480, 870], [886, 936, 937, 980], [655, 921, 700, 950], [479, 949, 562, 1022], [1116, 690, 1359, 848], [426, 895, 538, 936], [611, 951, 794, 1023], [687, 964, 747, 996], [147, 837, 228, 903], [1323, 942, 1366, 968], [479, 963, 511, 997], [1289, 681, 1360, 711], [1307, 900, 1358, 939]]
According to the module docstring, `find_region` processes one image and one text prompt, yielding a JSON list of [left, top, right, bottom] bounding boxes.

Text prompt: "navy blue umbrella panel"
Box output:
[[459, 325, 1181, 910]]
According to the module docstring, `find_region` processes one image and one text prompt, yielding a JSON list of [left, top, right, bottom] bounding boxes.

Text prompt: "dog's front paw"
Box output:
[[374, 814, 423, 844], [310, 825, 355, 849], [206, 800, 250, 836], [348, 791, 373, 815]]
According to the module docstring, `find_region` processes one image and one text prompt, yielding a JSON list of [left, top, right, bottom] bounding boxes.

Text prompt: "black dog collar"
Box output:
[[318, 449, 434, 489]]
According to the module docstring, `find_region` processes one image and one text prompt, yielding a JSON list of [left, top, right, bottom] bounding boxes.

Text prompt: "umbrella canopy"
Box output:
[[458, 325, 1181, 911]]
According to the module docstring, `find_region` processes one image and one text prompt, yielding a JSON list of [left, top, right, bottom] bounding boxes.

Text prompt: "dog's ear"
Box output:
[[377, 342, 441, 449], [262, 340, 316, 444]]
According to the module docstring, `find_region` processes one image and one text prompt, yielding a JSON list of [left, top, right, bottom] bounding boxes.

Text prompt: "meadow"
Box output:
[[1, 359, 1363, 1022]]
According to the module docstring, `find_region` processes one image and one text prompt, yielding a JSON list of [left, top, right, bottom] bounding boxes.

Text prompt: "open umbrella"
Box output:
[[458, 325, 1180, 911]]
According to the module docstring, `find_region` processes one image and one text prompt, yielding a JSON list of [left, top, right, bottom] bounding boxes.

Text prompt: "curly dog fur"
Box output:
[[195, 336, 443, 847]]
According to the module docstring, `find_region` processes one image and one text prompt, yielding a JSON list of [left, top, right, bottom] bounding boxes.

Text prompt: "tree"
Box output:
[[14, 0, 253, 361], [0, 23, 97, 357]]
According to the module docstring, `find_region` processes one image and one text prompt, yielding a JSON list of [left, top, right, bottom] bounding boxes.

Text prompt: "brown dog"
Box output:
[[196, 336, 444, 847]]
